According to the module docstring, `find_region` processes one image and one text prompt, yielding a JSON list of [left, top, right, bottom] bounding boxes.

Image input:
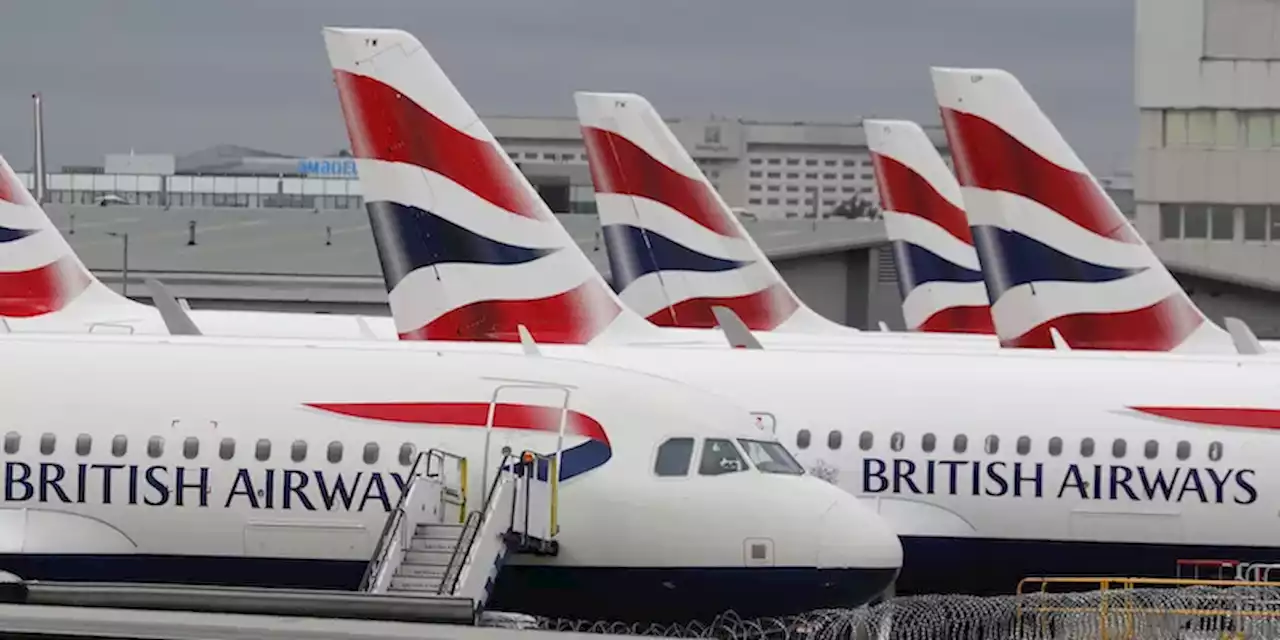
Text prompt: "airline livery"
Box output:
[[0, 331, 900, 622], [321, 27, 1280, 599], [932, 67, 1244, 354], [864, 119, 996, 336]]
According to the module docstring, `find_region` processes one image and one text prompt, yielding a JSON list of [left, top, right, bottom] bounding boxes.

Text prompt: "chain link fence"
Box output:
[[532, 583, 1280, 640]]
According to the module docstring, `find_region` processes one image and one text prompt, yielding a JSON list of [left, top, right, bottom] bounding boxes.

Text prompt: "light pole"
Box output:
[[107, 232, 129, 298]]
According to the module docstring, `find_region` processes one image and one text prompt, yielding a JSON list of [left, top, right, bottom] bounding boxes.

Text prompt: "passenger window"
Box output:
[[1016, 436, 1030, 455], [1048, 437, 1062, 456], [1209, 441, 1223, 461], [922, 433, 936, 453], [364, 442, 379, 464], [219, 438, 235, 460], [40, 433, 55, 455], [399, 443, 416, 466], [1144, 440, 1159, 460], [75, 434, 91, 456], [857, 431, 872, 451], [255, 439, 271, 461], [699, 438, 747, 476], [796, 429, 811, 449], [3, 432, 17, 454], [183, 437, 199, 460], [1080, 438, 1095, 457], [112, 435, 127, 457], [1176, 440, 1191, 460], [291, 440, 307, 462], [984, 435, 999, 454], [328, 441, 343, 464], [147, 436, 163, 458], [654, 438, 695, 477], [828, 430, 843, 450], [1112, 439, 1126, 459], [953, 434, 968, 453]]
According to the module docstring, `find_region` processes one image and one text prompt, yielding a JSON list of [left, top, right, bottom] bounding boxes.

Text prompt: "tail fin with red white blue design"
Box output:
[[0, 154, 151, 330], [930, 67, 1235, 354], [322, 27, 657, 345], [864, 119, 995, 335], [574, 91, 855, 335]]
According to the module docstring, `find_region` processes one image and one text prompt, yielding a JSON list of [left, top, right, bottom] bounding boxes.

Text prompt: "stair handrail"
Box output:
[[437, 451, 515, 596], [360, 447, 457, 592], [425, 449, 469, 523]]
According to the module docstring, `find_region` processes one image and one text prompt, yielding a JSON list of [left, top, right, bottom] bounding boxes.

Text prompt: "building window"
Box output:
[[1160, 204, 1182, 239], [824, 159, 837, 166], [1244, 205, 1267, 241], [822, 173, 837, 180], [749, 171, 762, 178], [786, 158, 799, 165], [1246, 112, 1273, 149], [805, 159, 818, 166], [767, 172, 780, 178], [748, 198, 762, 205], [767, 158, 781, 165], [786, 173, 799, 179], [1210, 205, 1234, 241], [1183, 204, 1209, 239], [750, 158, 762, 165], [805, 172, 818, 179]]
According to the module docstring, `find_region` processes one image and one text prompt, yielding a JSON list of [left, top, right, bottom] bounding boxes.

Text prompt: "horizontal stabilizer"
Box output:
[[145, 278, 202, 336], [1225, 317, 1266, 356], [711, 306, 763, 350]]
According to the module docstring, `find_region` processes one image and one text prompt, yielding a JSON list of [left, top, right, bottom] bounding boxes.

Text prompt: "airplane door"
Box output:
[[479, 383, 574, 495]]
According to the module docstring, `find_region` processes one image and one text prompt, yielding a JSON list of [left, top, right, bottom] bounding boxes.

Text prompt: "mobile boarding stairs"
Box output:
[[0, 446, 562, 626]]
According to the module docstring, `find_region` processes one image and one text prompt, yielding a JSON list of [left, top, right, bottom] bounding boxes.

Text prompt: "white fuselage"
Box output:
[[0, 332, 899, 621]]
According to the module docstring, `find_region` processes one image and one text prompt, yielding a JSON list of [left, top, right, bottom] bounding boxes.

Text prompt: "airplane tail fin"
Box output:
[[322, 27, 654, 344], [863, 119, 994, 335], [930, 67, 1235, 354], [574, 91, 853, 334], [0, 154, 145, 326]]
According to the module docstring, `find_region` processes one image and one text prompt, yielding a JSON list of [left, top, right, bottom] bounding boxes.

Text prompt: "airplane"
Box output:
[[0, 155, 397, 339], [322, 27, 994, 353], [930, 66, 1276, 354], [863, 119, 997, 337], [0, 330, 901, 622], [319, 26, 1280, 599]]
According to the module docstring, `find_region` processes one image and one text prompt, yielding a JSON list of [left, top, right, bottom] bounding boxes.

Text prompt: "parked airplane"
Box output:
[[320, 26, 1280, 598], [0, 157, 396, 339], [323, 27, 989, 353], [931, 66, 1267, 354], [0, 331, 900, 621], [863, 119, 996, 337]]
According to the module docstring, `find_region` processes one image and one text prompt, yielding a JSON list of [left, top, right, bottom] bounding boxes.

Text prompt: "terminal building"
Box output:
[[14, 0, 1280, 335]]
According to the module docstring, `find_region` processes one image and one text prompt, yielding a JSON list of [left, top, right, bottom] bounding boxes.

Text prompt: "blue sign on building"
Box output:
[[298, 158, 358, 177]]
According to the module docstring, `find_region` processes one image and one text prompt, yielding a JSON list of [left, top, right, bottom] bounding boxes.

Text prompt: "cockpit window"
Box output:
[[699, 438, 748, 476], [737, 439, 805, 475], [654, 437, 695, 477]]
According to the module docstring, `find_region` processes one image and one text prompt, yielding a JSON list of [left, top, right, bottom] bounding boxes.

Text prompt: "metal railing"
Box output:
[[424, 448, 468, 524], [359, 448, 461, 592], [509, 450, 560, 546], [437, 452, 515, 596]]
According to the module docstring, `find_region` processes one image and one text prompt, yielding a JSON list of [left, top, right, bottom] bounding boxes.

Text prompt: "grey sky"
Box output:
[[0, 0, 1133, 173]]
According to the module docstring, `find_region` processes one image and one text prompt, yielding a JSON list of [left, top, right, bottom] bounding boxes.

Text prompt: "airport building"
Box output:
[[1134, 0, 1280, 335]]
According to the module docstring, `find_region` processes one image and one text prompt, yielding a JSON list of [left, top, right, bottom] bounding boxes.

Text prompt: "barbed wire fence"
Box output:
[[529, 585, 1280, 640]]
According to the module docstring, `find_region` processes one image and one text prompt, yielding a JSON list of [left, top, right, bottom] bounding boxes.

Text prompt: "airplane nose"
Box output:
[[818, 494, 904, 572]]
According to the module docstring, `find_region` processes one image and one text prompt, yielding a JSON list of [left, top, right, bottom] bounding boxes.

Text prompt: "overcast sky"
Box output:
[[0, 0, 1134, 174]]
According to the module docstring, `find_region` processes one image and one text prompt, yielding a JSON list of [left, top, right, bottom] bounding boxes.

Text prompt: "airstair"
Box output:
[[360, 443, 562, 620]]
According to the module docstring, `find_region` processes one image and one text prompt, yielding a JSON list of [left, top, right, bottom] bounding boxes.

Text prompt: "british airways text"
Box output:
[[863, 459, 1258, 505], [2, 462, 409, 511]]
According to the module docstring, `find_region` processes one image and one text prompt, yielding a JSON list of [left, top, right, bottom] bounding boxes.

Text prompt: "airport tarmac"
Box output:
[[0, 603, 677, 640]]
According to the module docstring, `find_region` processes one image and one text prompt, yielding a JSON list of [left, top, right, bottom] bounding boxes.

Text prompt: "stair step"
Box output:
[[404, 551, 460, 566], [391, 575, 447, 592], [397, 562, 449, 578], [409, 537, 457, 553], [416, 522, 465, 539]]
